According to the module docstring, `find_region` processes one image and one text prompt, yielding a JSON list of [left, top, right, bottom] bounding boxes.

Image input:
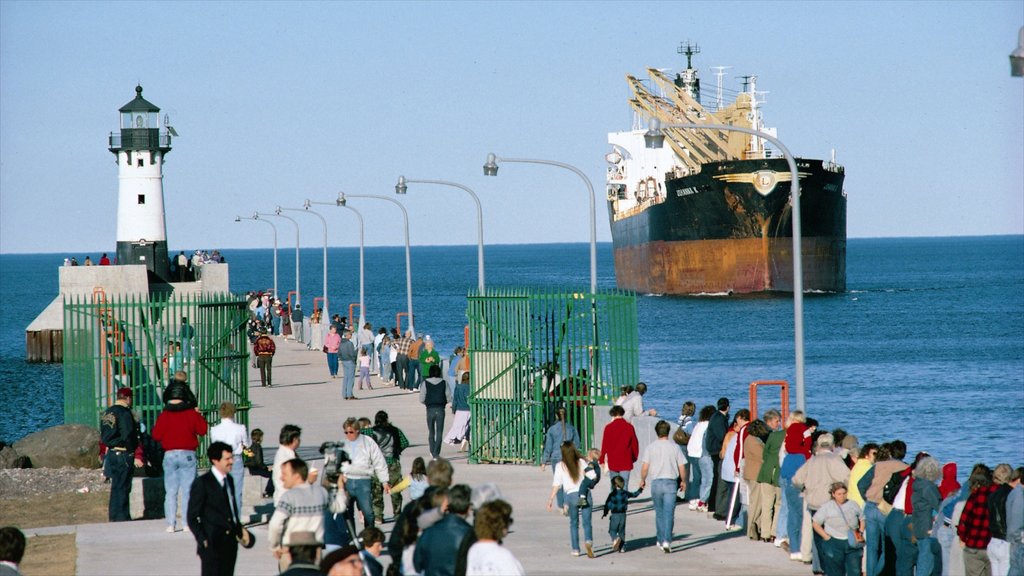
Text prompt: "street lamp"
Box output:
[[235, 214, 278, 299], [1012, 26, 1024, 77], [278, 203, 330, 323], [484, 153, 597, 294], [308, 199, 364, 326], [257, 210, 299, 307], [643, 117, 808, 412], [396, 176, 485, 294], [337, 191, 415, 337]]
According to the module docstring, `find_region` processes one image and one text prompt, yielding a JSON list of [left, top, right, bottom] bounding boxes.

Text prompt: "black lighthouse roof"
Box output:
[[119, 85, 159, 113]]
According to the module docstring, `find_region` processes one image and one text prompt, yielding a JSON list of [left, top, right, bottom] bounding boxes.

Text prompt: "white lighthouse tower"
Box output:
[[109, 85, 172, 281]]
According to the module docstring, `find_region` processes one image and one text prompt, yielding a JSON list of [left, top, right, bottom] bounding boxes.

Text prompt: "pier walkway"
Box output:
[[60, 337, 798, 575]]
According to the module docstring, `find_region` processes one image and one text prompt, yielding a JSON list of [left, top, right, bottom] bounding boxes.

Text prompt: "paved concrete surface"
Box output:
[[59, 336, 803, 575]]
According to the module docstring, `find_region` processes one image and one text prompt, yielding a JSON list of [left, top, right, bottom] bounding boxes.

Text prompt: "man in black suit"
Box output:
[[188, 441, 241, 576]]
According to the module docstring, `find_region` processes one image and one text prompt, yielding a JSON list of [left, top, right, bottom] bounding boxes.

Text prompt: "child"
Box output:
[[577, 448, 602, 508], [407, 457, 429, 500], [246, 428, 274, 498], [602, 475, 642, 552], [358, 347, 373, 390]]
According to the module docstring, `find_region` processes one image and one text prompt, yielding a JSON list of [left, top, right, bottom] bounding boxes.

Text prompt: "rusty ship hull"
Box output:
[[609, 157, 847, 295]]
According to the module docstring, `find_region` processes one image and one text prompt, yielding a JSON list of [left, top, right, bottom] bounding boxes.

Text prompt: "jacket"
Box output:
[[254, 335, 276, 356], [152, 407, 208, 451], [413, 513, 473, 576], [865, 460, 909, 504], [419, 377, 451, 407], [792, 449, 851, 509], [542, 420, 580, 465], [757, 429, 784, 486], [705, 411, 728, 456], [742, 434, 763, 483], [599, 418, 639, 472]]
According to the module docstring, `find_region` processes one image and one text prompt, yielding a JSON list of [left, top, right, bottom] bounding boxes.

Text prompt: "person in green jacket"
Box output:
[[756, 409, 785, 543]]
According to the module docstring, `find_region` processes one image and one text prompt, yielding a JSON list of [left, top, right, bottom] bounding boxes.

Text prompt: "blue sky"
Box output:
[[1, 1, 1022, 254]]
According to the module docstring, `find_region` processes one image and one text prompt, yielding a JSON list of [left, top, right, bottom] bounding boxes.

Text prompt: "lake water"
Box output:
[[2, 236, 1022, 468]]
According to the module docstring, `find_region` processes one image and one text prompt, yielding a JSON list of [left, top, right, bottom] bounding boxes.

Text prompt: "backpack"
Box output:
[[882, 469, 908, 505]]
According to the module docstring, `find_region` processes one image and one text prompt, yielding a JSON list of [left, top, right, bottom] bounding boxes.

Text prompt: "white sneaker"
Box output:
[[790, 553, 804, 561], [774, 537, 785, 548], [165, 526, 176, 533]]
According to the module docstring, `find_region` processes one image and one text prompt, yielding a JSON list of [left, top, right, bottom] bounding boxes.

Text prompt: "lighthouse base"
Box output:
[[117, 240, 170, 282]]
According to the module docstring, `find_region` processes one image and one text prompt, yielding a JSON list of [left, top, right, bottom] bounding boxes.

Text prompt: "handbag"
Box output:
[[673, 426, 690, 446], [322, 346, 328, 353], [839, 502, 865, 549]]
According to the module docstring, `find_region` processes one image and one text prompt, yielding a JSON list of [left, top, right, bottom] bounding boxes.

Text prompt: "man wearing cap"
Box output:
[[279, 531, 321, 576], [339, 329, 358, 400], [99, 387, 142, 521], [320, 546, 364, 576], [269, 458, 330, 571], [253, 329, 276, 387]]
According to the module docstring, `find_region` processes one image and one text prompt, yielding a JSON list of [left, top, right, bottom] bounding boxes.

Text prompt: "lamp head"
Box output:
[[395, 175, 408, 195], [336, 192, 347, 207], [234, 216, 241, 222], [252, 212, 260, 220], [483, 153, 499, 176], [1012, 26, 1024, 78], [274, 206, 282, 215], [644, 118, 666, 149], [303, 199, 312, 209]]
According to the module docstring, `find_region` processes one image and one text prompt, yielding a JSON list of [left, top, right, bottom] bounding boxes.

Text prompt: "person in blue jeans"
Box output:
[[341, 418, 391, 531], [339, 330, 358, 400], [639, 420, 688, 554], [548, 442, 594, 557], [541, 408, 581, 514]]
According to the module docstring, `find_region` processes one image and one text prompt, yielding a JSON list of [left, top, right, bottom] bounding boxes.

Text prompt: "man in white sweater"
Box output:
[[268, 458, 330, 570]]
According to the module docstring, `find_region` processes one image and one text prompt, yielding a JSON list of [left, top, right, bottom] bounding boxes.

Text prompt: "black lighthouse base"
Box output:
[[117, 240, 171, 283]]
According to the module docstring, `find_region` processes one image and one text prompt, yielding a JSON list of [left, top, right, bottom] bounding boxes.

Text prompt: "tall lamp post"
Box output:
[[643, 117, 808, 411], [337, 192, 415, 337], [257, 210, 300, 307], [308, 199, 364, 326], [235, 214, 278, 299], [396, 176, 485, 295], [483, 153, 597, 295], [278, 204, 329, 322]]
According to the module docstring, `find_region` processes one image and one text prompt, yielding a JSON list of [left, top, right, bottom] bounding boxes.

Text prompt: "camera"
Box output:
[[318, 441, 351, 486]]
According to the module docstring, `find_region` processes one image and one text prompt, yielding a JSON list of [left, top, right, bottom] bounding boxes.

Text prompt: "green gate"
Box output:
[[466, 289, 638, 464], [63, 292, 250, 450]]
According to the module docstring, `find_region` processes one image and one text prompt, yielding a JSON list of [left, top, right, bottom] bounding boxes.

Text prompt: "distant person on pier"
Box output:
[[84, 256, 93, 266], [324, 325, 341, 379], [542, 406, 581, 515], [253, 329, 276, 387], [339, 329, 358, 400], [444, 371, 472, 451], [418, 336, 441, 383], [308, 308, 323, 352], [358, 348, 373, 391], [357, 322, 374, 360], [180, 316, 195, 364], [99, 253, 111, 265], [705, 397, 730, 517], [687, 405, 716, 513], [599, 404, 640, 491], [281, 304, 293, 340], [395, 330, 414, 391], [407, 334, 425, 391], [373, 328, 386, 376], [175, 251, 188, 280], [290, 304, 304, 344], [99, 386, 142, 522], [420, 364, 452, 459], [70, 257, 78, 266]]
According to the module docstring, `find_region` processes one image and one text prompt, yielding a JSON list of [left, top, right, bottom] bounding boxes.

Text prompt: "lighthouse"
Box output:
[[109, 85, 172, 281]]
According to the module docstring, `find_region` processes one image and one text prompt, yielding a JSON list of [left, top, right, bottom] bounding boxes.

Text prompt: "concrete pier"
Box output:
[[29, 336, 801, 575]]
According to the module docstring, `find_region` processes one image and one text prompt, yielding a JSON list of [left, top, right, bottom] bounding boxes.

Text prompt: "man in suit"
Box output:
[[188, 441, 242, 576]]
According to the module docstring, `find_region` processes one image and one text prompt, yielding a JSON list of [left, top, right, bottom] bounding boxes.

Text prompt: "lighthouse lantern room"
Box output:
[[109, 85, 173, 281]]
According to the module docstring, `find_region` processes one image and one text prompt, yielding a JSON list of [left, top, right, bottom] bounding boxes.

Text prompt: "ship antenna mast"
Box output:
[[711, 66, 731, 111], [738, 75, 753, 92], [678, 40, 701, 70]]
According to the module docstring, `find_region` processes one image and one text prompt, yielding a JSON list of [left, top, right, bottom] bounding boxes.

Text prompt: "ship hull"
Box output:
[[609, 158, 846, 294]]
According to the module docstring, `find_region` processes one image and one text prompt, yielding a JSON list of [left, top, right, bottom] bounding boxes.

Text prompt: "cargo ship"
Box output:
[[606, 43, 847, 295]]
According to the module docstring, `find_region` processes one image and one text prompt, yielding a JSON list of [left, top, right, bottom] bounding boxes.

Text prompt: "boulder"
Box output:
[[13, 424, 101, 469], [0, 445, 29, 469]]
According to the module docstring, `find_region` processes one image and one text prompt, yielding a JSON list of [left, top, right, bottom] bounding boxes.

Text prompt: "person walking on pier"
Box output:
[[341, 418, 391, 531], [370, 411, 409, 523], [339, 329, 358, 400], [600, 405, 639, 490], [99, 387, 141, 522], [324, 325, 341, 379], [291, 304, 304, 344], [548, 442, 595, 557], [395, 330, 413, 390], [253, 329, 276, 387], [638, 419, 688, 553], [420, 364, 452, 460], [542, 407, 581, 515]]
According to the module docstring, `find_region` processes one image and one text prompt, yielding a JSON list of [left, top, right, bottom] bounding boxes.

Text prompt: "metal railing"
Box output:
[[465, 288, 639, 464]]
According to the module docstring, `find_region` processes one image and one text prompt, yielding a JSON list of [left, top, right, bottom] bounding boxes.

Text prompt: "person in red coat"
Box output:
[[153, 389, 209, 533], [599, 405, 639, 490]]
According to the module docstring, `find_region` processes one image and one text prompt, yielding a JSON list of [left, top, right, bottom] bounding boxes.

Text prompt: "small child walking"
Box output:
[[358, 347, 373, 390], [577, 448, 602, 508], [603, 475, 642, 552], [406, 457, 429, 500]]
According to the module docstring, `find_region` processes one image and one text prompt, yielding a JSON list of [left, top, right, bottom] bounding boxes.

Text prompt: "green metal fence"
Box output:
[[63, 292, 250, 454], [466, 289, 639, 464]]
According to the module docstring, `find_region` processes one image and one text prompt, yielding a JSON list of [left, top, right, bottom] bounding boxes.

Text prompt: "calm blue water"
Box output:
[[2, 237, 1022, 468]]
